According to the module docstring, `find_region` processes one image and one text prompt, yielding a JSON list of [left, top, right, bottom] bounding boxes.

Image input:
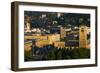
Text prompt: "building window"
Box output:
[[81, 28, 84, 32]]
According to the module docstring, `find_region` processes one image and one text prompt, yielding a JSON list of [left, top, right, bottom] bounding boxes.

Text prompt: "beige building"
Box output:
[[47, 34, 60, 44], [33, 35, 47, 40], [35, 40, 51, 48], [60, 27, 66, 38], [79, 25, 88, 48], [54, 42, 65, 48], [34, 34, 60, 48], [25, 16, 31, 32], [25, 35, 47, 40]]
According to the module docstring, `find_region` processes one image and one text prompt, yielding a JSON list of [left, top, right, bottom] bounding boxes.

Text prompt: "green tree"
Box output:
[[46, 51, 56, 60]]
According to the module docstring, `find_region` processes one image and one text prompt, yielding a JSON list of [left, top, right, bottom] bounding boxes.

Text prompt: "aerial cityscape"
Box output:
[[24, 11, 90, 61]]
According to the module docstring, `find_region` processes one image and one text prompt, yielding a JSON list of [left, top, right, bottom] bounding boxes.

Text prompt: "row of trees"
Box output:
[[25, 45, 90, 61], [25, 11, 90, 28], [42, 47, 90, 60]]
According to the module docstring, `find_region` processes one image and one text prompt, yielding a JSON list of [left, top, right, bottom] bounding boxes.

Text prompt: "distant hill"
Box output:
[[24, 11, 90, 28]]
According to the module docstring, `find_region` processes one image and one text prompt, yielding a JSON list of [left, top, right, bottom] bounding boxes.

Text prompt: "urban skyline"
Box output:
[[24, 11, 90, 61]]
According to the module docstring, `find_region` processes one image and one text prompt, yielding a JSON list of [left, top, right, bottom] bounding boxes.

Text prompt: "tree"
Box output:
[[46, 51, 56, 60]]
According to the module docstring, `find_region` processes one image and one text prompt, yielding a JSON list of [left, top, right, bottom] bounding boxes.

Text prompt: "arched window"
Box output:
[[81, 28, 84, 32]]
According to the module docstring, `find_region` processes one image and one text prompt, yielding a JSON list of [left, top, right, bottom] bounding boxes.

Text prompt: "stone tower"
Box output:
[[60, 27, 66, 38], [26, 16, 31, 32], [79, 25, 87, 48]]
